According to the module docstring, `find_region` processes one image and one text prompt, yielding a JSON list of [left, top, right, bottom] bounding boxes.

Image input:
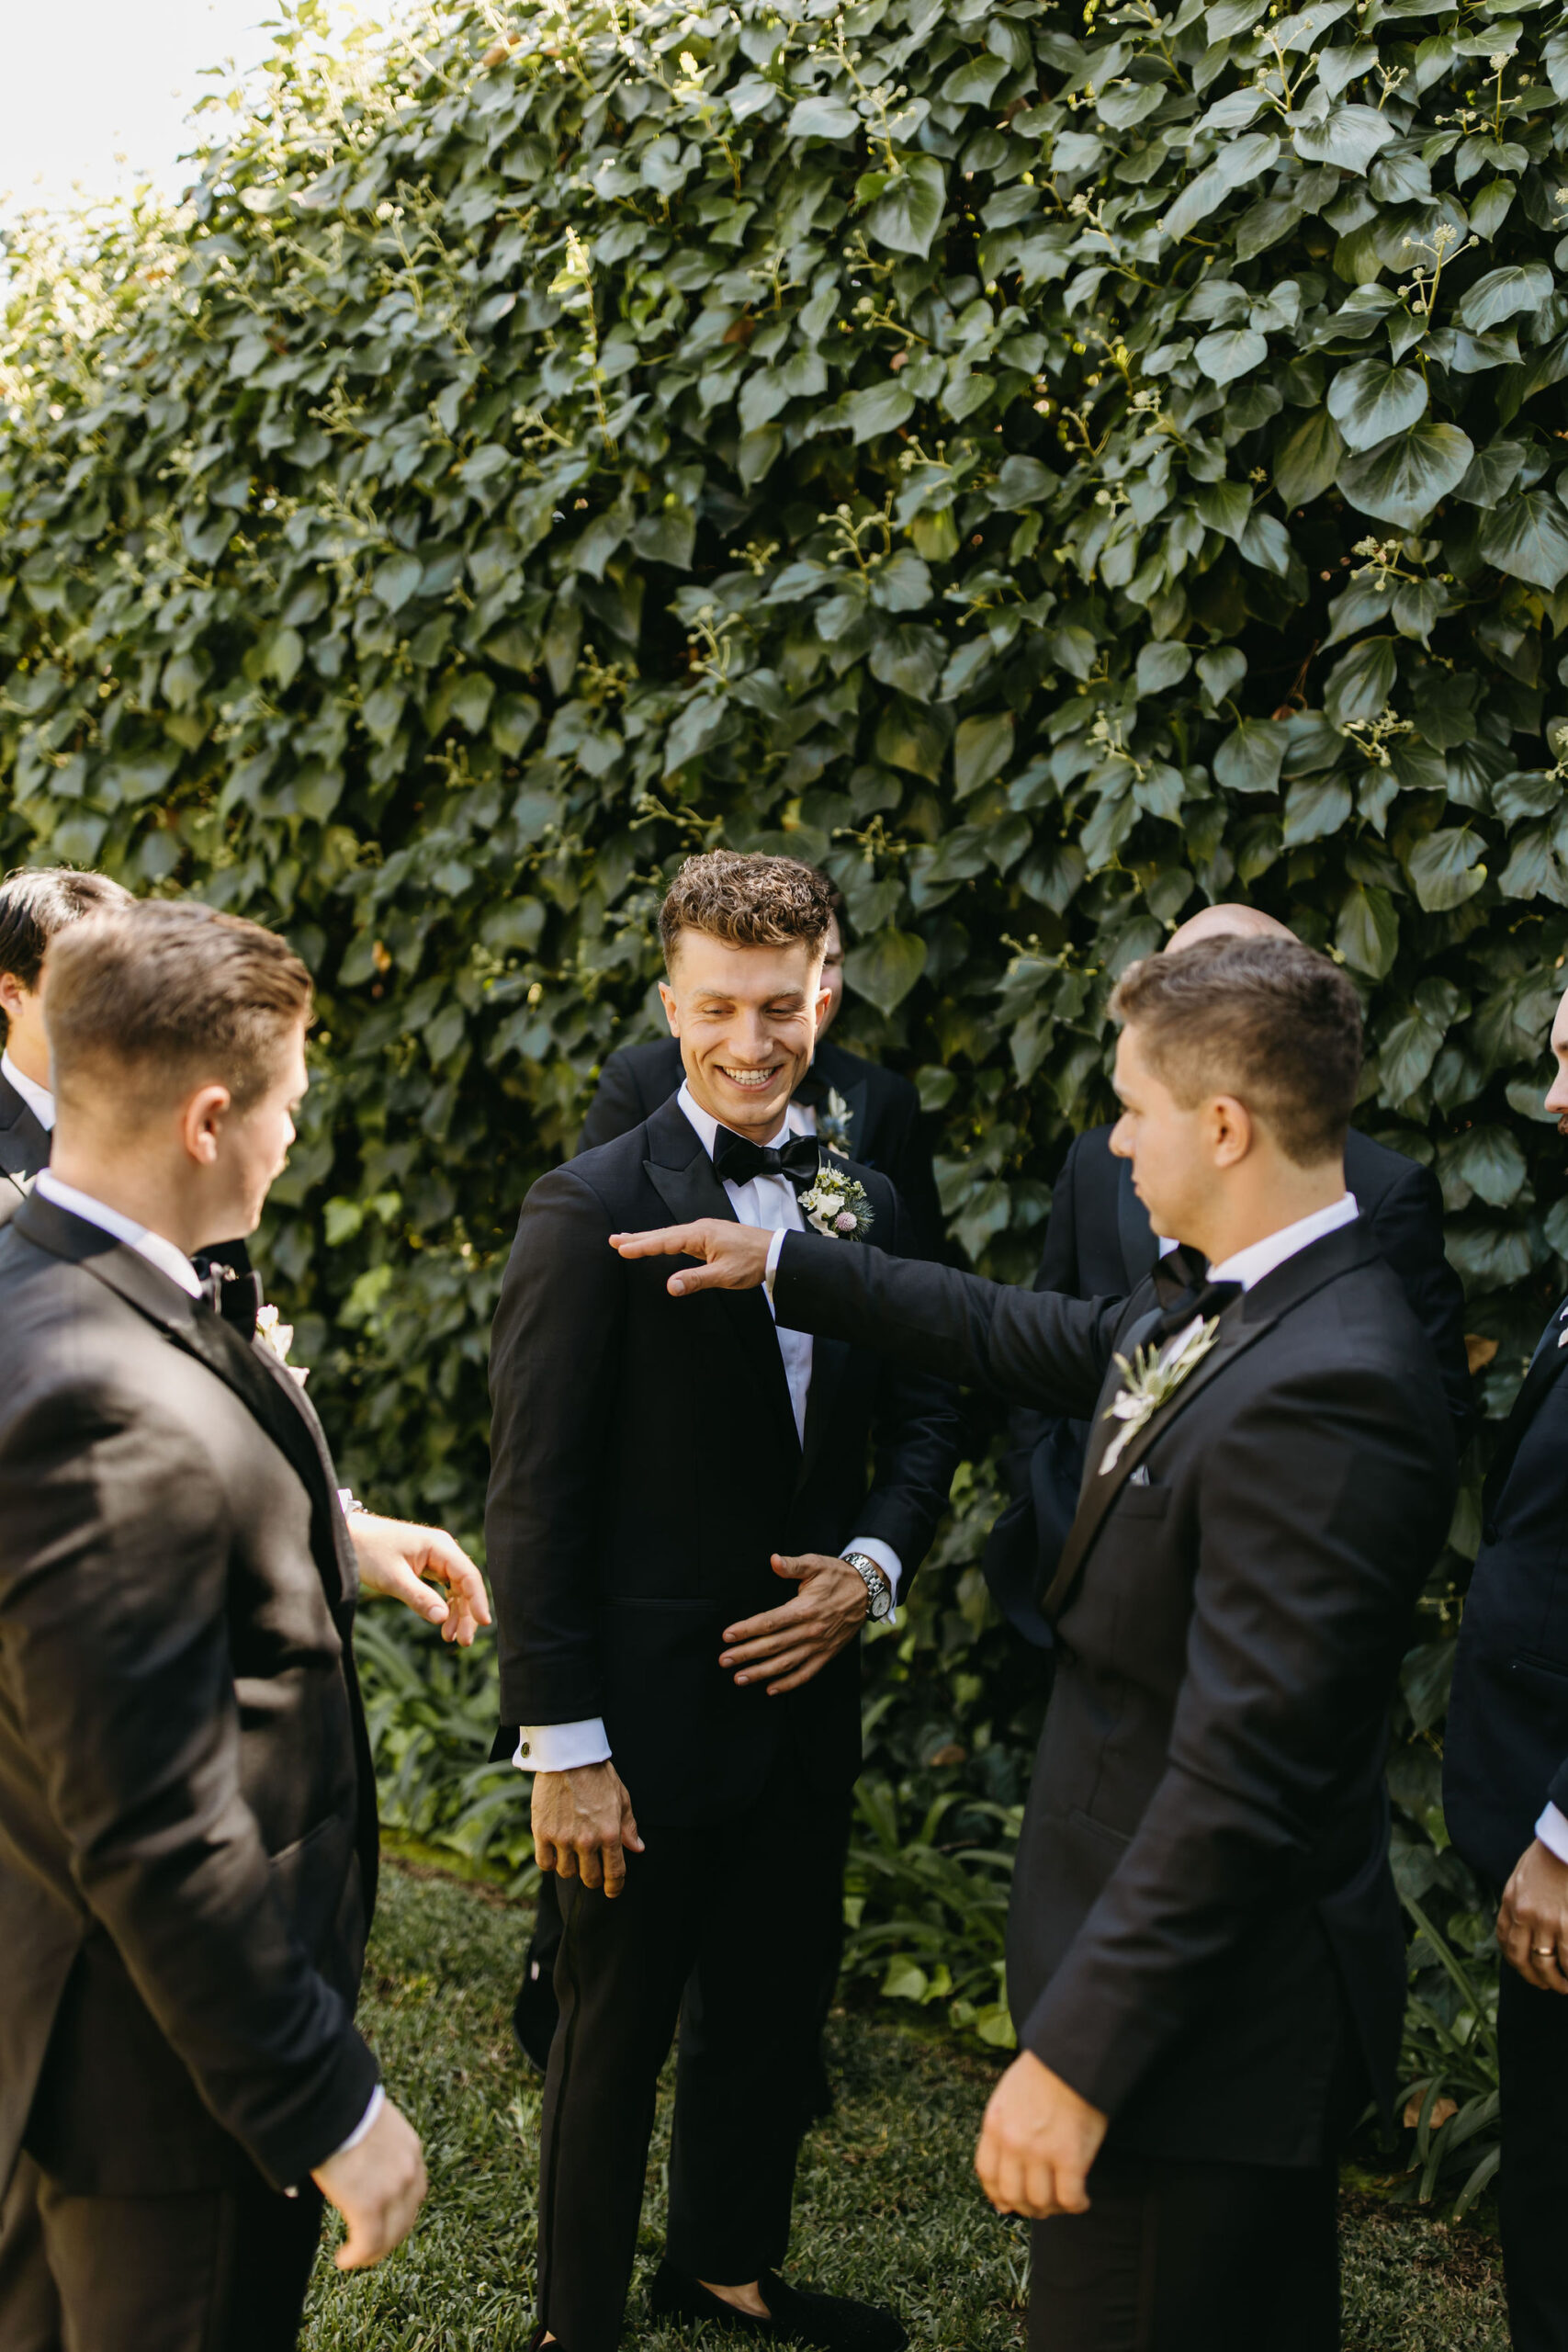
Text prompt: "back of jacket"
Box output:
[[0, 1209, 379, 2199], [486, 1099, 961, 1822]]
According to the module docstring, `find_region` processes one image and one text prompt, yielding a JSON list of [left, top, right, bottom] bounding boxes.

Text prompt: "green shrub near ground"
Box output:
[[7, 0, 1568, 2209]]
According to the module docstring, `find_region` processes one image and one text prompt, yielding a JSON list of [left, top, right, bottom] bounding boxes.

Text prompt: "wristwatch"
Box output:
[[842, 1551, 894, 1622]]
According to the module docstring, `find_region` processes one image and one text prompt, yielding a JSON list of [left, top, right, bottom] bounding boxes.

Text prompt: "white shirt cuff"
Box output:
[[514, 1719, 612, 1772], [763, 1226, 788, 1301], [847, 1535, 902, 1621], [333, 2083, 384, 2158], [1535, 1801, 1568, 1866]]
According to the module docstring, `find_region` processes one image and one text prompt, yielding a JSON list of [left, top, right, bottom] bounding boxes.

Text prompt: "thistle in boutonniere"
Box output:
[[1098, 1316, 1221, 1475], [798, 1159, 874, 1241], [256, 1302, 310, 1388], [816, 1085, 854, 1157]]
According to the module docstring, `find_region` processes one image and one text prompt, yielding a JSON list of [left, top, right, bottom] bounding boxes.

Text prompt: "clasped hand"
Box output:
[[1497, 1836, 1568, 1991], [975, 2051, 1108, 2222]]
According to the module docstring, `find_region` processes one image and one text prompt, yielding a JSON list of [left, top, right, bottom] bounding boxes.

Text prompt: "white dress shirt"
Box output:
[[28, 1169, 385, 2162], [515, 1083, 903, 1776], [2, 1049, 54, 1133]]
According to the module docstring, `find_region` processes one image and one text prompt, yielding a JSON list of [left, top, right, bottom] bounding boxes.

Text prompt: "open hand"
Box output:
[[720, 1553, 878, 1696], [975, 2051, 1107, 2221], [350, 1513, 491, 1646], [1498, 1837, 1568, 1991], [533, 1760, 644, 1897], [312, 2094, 427, 2271], [610, 1219, 773, 1295]]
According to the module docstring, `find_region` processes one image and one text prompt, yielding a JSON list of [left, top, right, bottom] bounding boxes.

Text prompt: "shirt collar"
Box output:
[[1207, 1192, 1359, 1292], [2, 1050, 54, 1134], [33, 1169, 204, 1299], [677, 1080, 795, 1161]]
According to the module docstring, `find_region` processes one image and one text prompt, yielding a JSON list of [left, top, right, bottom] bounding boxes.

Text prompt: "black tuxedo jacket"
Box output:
[[772, 1222, 1457, 2163], [579, 1035, 944, 1255], [987, 1121, 1473, 1645], [0, 1194, 379, 2200], [485, 1096, 962, 1824], [0, 1069, 49, 1228], [1446, 1298, 1568, 1886]]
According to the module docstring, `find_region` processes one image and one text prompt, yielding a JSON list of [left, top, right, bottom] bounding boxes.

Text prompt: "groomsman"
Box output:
[[617, 933, 1459, 2348], [1446, 974, 1568, 2352], [986, 901, 1472, 1647], [0, 900, 490, 2349], [0, 866, 131, 1225], [487, 852, 961, 2352]]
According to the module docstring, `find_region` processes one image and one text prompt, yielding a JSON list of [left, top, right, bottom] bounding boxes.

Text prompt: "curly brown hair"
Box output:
[[1110, 933, 1362, 1167], [658, 851, 837, 970]]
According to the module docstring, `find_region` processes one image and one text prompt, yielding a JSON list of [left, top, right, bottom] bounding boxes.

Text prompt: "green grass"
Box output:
[[302, 1862, 1510, 2351]]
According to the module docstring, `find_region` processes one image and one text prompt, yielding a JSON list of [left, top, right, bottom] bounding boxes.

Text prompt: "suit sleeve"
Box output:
[[0, 1386, 378, 2189], [849, 1184, 965, 1584], [578, 1046, 652, 1155], [1018, 1360, 1454, 2116], [486, 1164, 625, 1725], [1363, 1159, 1474, 1444], [773, 1227, 1120, 1416]]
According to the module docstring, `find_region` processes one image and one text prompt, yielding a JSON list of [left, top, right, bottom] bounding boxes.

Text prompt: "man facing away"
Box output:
[[0, 901, 491, 2352], [616, 935, 1458, 2350], [486, 850, 962, 2352], [0, 866, 132, 1226], [1445, 975, 1568, 2352], [986, 901, 1472, 1649]]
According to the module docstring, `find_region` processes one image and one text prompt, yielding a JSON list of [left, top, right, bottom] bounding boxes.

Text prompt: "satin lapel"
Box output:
[[641, 1110, 801, 1461], [795, 1331, 850, 1496], [1485, 1308, 1568, 1510], [1041, 1296, 1275, 1624], [1116, 1157, 1159, 1290]]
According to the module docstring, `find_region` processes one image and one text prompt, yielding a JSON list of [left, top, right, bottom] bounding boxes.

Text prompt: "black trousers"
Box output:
[[1499, 1962, 1568, 2352], [1027, 2152, 1340, 2352], [0, 2150, 322, 2352], [537, 1764, 850, 2352]]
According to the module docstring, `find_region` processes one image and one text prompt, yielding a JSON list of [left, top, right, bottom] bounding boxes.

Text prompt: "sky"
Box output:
[[0, 0, 343, 216]]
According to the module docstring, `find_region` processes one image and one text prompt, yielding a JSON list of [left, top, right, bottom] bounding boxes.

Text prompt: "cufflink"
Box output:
[[519, 1739, 531, 1758]]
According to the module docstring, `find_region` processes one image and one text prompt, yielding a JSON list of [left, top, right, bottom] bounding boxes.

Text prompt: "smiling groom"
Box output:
[[486, 852, 961, 2352]]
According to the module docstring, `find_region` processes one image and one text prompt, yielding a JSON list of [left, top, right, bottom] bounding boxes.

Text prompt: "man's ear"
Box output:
[[179, 1081, 233, 1169], [0, 972, 26, 1021], [1210, 1093, 1253, 1170], [658, 979, 681, 1037], [814, 983, 832, 1032]]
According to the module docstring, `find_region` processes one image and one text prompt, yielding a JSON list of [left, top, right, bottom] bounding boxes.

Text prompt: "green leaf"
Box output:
[[1213, 718, 1290, 793], [1337, 422, 1474, 530], [1292, 102, 1396, 173], [1326, 360, 1429, 451], [845, 928, 928, 1013], [1456, 262, 1555, 332], [1275, 408, 1347, 507], [1477, 492, 1568, 591], [1195, 326, 1269, 384], [1325, 635, 1397, 726], [1406, 825, 1487, 911], [787, 96, 860, 139], [372, 553, 424, 613], [862, 156, 948, 259], [954, 710, 1014, 797], [1337, 882, 1400, 978], [1136, 641, 1192, 693], [1282, 773, 1352, 842], [841, 378, 918, 444], [1447, 1125, 1528, 1208]]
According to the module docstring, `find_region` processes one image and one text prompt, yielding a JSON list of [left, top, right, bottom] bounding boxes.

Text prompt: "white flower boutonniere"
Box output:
[[816, 1086, 855, 1157], [1098, 1315, 1221, 1476], [256, 1301, 310, 1388], [798, 1159, 874, 1242]]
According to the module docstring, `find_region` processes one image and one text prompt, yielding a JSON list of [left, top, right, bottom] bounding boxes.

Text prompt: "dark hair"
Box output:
[[659, 851, 837, 969], [1110, 934, 1362, 1167], [0, 866, 134, 991], [45, 902, 312, 1114]]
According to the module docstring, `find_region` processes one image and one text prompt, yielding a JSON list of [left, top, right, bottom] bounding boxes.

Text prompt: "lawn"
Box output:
[[301, 1862, 1511, 2351]]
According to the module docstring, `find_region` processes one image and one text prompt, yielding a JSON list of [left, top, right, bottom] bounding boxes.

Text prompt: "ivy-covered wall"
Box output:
[[4, 0, 1568, 2030]]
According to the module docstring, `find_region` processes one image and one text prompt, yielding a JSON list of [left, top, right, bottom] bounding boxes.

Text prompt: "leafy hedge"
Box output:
[[5, 0, 1568, 2190]]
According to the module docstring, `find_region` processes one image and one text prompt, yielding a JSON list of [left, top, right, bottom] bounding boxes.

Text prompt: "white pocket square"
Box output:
[[1130, 1464, 1151, 1486]]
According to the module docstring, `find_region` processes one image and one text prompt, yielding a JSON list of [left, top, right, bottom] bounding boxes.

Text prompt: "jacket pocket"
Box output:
[[1109, 1482, 1172, 1521]]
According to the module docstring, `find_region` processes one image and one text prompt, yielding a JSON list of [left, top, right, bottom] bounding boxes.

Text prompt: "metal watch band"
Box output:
[[842, 1551, 892, 1620]]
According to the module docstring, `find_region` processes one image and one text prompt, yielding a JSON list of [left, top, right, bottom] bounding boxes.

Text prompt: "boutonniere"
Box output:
[[798, 1159, 874, 1242], [256, 1302, 310, 1388], [1099, 1316, 1221, 1475], [816, 1085, 855, 1157]]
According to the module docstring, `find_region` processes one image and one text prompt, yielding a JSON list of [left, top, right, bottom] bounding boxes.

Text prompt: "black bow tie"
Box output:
[[196, 1258, 263, 1342], [1149, 1245, 1241, 1339], [712, 1127, 822, 1193]]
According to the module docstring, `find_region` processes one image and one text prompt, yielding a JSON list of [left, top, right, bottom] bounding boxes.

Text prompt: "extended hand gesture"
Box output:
[[610, 1219, 773, 1295], [349, 1512, 491, 1645]]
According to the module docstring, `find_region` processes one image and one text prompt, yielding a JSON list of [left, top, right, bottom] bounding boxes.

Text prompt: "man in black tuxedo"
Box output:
[[617, 933, 1459, 2349], [987, 902, 1472, 1648], [0, 901, 490, 2350], [1446, 978, 1568, 2352], [0, 867, 132, 1227], [487, 851, 960, 2352]]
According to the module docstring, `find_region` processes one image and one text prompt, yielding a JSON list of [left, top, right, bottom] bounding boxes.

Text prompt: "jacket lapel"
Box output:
[[1116, 1157, 1159, 1290], [641, 1098, 802, 1461], [1484, 1302, 1568, 1509]]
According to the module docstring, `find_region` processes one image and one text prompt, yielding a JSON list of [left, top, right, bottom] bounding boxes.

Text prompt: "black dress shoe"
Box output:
[[649, 2259, 908, 2352]]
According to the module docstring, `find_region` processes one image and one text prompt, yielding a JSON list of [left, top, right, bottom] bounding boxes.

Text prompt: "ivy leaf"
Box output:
[[1337, 882, 1400, 978], [1136, 641, 1192, 693], [1337, 421, 1474, 529], [1325, 635, 1397, 726], [786, 96, 860, 140], [861, 155, 947, 258], [870, 550, 933, 610], [1456, 262, 1555, 333], [1326, 360, 1429, 451], [1406, 825, 1487, 911], [842, 379, 918, 443], [845, 928, 928, 1013], [372, 553, 424, 612], [1282, 773, 1352, 843], [1292, 103, 1396, 173], [954, 710, 1015, 797], [1214, 718, 1290, 792], [1477, 492, 1568, 591], [1275, 408, 1347, 508], [1195, 326, 1269, 384]]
